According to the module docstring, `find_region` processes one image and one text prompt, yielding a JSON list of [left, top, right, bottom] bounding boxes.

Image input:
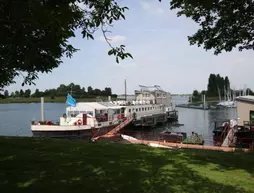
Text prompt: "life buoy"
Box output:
[[77, 119, 82, 126]]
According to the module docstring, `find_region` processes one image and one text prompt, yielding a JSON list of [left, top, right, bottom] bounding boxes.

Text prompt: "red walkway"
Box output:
[[92, 117, 133, 140]]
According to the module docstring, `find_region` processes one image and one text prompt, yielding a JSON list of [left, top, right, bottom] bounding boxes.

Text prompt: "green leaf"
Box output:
[[108, 49, 114, 55], [87, 33, 94, 40], [126, 53, 133, 59]]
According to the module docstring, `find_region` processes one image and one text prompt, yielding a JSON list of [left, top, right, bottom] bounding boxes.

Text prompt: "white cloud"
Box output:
[[155, 8, 165, 15], [96, 35, 127, 43], [140, 1, 151, 10], [140, 1, 165, 15]]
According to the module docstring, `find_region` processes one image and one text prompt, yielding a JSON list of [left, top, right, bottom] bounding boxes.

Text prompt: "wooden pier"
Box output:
[[125, 139, 251, 152]]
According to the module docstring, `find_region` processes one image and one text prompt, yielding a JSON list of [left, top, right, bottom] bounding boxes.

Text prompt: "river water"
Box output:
[[0, 96, 237, 145]]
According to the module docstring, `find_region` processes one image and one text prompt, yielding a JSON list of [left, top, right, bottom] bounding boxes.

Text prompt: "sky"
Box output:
[[6, 0, 254, 95]]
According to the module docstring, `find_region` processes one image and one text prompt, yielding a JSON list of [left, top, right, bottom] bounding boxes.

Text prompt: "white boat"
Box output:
[[216, 87, 236, 108], [31, 85, 176, 138], [217, 100, 236, 108], [147, 143, 173, 149], [121, 134, 138, 141]]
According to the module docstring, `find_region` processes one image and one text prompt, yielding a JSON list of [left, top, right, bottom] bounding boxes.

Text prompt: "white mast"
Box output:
[[217, 86, 221, 102]]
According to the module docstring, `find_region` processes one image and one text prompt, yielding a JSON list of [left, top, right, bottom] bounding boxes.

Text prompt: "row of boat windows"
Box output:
[[128, 106, 162, 113], [67, 111, 93, 117], [141, 93, 166, 97]]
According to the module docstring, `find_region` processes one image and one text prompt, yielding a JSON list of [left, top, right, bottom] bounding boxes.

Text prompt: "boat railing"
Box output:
[[31, 120, 60, 126], [110, 100, 164, 106], [219, 122, 231, 143], [243, 121, 254, 127]]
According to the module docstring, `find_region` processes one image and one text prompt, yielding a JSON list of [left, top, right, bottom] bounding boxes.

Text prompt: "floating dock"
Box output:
[[97, 134, 250, 152], [128, 139, 250, 152], [176, 103, 210, 110]]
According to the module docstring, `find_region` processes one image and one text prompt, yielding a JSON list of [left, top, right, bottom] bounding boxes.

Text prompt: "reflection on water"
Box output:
[[0, 103, 65, 136], [0, 96, 237, 145]]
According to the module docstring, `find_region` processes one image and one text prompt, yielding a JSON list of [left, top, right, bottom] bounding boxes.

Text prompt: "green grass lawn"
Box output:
[[0, 137, 254, 193], [0, 96, 115, 104]]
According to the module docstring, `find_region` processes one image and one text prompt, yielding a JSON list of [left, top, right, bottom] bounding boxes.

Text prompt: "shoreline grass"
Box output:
[[0, 136, 253, 193], [0, 97, 116, 104]]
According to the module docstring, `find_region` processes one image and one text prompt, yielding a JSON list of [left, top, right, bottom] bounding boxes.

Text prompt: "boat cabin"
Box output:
[[62, 102, 125, 127], [236, 95, 254, 127], [134, 85, 172, 107]]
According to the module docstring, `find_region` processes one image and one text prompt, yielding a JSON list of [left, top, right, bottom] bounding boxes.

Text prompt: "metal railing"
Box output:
[[243, 121, 254, 126], [92, 115, 133, 139]]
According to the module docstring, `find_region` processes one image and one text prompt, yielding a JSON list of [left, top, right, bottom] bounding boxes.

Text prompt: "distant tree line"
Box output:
[[1, 83, 116, 99], [191, 74, 254, 102]]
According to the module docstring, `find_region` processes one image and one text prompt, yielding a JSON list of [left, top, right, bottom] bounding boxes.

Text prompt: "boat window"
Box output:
[[145, 108, 147, 111], [142, 108, 144, 111], [129, 109, 131, 113], [139, 108, 141, 111], [87, 111, 93, 116]]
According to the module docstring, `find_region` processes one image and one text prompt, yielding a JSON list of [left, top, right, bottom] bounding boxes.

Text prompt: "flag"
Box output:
[[66, 93, 76, 107]]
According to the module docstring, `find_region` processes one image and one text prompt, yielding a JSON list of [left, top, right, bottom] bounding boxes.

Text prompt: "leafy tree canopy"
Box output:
[[1, 0, 132, 89], [2, 0, 253, 90], [170, 0, 254, 54]]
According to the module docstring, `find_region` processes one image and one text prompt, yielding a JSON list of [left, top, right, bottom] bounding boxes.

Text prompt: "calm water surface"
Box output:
[[0, 96, 237, 145]]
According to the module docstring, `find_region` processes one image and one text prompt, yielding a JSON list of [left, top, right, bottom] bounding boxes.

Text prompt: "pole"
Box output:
[[125, 79, 127, 102], [41, 97, 45, 121], [203, 94, 206, 110]]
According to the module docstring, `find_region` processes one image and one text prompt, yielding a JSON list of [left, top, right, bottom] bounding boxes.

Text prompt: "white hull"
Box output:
[[121, 134, 138, 141], [31, 125, 91, 132]]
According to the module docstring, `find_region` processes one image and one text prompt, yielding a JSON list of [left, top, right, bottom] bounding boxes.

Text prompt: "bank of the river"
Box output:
[[0, 137, 253, 193], [0, 96, 116, 104], [191, 96, 220, 103]]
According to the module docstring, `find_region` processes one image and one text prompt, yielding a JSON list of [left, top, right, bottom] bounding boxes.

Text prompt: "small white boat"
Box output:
[[121, 134, 138, 141], [147, 143, 173, 149]]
